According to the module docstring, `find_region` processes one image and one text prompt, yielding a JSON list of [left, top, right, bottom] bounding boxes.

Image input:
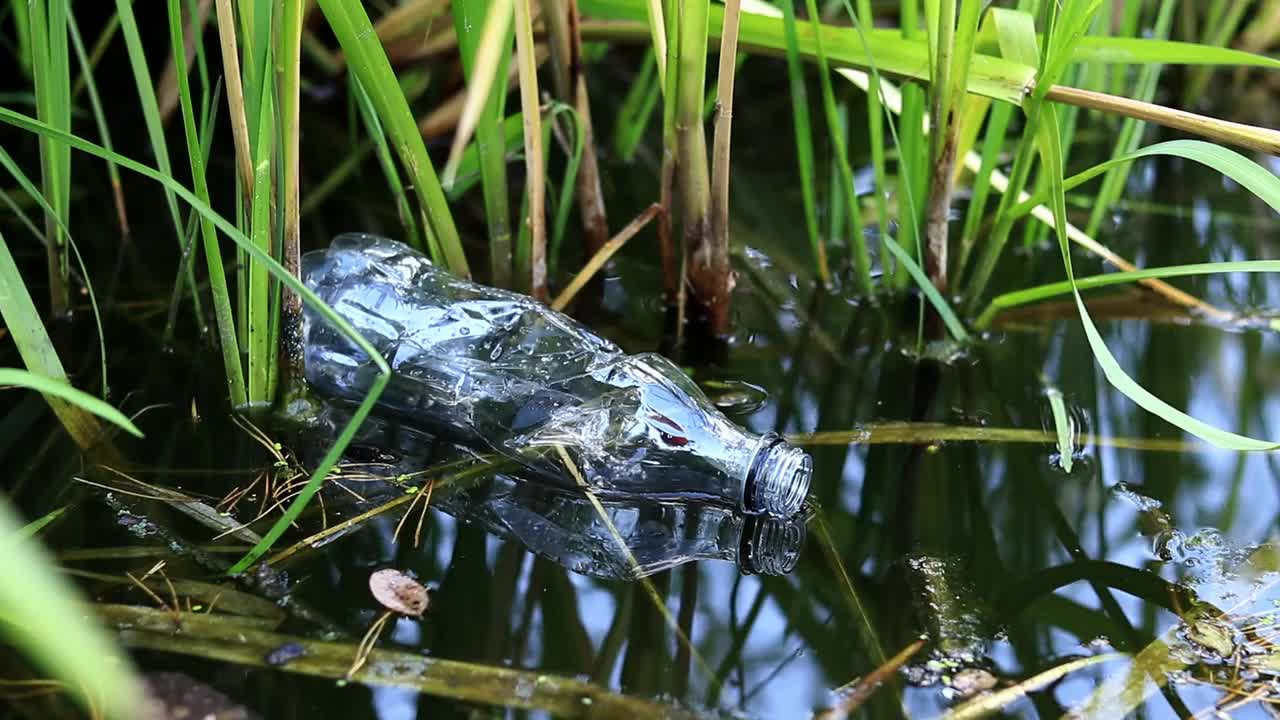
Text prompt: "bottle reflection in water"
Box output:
[[434, 474, 806, 580], [302, 234, 812, 517]]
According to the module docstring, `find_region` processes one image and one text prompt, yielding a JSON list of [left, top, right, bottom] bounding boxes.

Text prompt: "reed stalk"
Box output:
[[512, 0, 547, 299], [709, 0, 742, 288], [676, 0, 724, 331], [277, 0, 305, 390], [657, 0, 681, 305]]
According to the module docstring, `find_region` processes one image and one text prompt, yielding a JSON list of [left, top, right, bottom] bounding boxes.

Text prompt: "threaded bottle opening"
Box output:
[[744, 434, 812, 518], [740, 513, 806, 575]]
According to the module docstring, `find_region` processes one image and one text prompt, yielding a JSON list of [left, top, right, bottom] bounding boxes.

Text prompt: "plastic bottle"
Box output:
[[302, 233, 811, 518], [433, 473, 806, 579]]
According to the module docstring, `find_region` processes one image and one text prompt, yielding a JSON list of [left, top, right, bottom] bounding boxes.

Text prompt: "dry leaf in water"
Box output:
[[369, 568, 430, 617]]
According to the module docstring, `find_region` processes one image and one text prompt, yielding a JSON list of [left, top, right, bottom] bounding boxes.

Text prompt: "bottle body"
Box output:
[[303, 234, 810, 517]]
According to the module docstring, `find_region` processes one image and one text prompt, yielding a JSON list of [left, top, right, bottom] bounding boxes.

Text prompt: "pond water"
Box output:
[[5, 49, 1280, 720]]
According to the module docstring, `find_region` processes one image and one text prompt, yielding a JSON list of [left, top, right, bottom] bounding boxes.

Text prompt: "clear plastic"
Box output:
[[434, 473, 806, 579], [302, 234, 811, 517]]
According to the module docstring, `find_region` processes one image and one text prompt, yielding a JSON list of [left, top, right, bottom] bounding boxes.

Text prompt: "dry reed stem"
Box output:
[[708, 0, 741, 299], [551, 203, 660, 311], [212, 0, 254, 200], [157, 0, 213, 123], [513, 0, 547, 298]]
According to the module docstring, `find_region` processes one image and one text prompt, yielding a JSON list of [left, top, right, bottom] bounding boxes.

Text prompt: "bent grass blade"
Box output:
[[1033, 106, 1280, 453], [0, 368, 142, 437], [0, 106, 393, 573]]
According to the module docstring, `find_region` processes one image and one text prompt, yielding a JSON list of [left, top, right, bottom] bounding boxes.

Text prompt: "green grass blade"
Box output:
[[1072, 35, 1280, 69], [580, 0, 1038, 104], [351, 75, 423, 251], [0, 498, 147, 720], [28, 0, 72, 312], [957, 101, 1013, 273], [167, 0, 247, 408], [779, 0, 827, 285], [0, 369, 142, 437], [613, 49, 661, 161], [245, 38, 275, 407], [316, 0, 469, 276], [16, 507, 66, 539], [0, 106, 394, 571], [1009, 139, 1280, 221]]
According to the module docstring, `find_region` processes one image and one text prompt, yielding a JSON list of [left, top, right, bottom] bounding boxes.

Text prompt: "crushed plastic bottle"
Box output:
[[302, 234, 811, 517], [434, 473, 806, 579]]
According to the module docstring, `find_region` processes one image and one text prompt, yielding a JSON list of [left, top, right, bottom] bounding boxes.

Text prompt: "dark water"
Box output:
[[5, 45, 1280, 720]]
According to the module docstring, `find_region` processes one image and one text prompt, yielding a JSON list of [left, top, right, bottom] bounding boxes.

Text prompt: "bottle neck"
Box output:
[[743, 433, 812, 517]]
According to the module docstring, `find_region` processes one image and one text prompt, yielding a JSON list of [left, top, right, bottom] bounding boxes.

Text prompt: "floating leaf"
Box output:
[[369, 569, 429, 617]]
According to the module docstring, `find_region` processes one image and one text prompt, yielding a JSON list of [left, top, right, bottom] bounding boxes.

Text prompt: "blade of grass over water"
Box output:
[[1009, 139, 1280, 222], [779, 0, 827, 285], [316, 0, 468, 276], [167, 0, 246, 408], [245, 45, 275, 409], [977, 260, 1280, 330], [454, 0, 514, 286], [0, 106, 395, 571]]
